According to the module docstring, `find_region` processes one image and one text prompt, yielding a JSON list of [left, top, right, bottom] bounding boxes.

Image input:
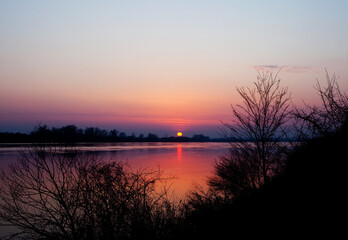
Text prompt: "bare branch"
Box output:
[[292, 70, 348, 139], [212, 72, 292, 197], [0, 145, 177, 239]]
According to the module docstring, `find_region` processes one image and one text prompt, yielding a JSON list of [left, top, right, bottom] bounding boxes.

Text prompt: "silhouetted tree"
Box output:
[[293, 70, 348, 139], [209, 72, 292, 197], [146, 133, 159, 141], [191, 134, 210, 142], [54, 125, 82, 142], [109, 129, 119, 139], [0, 145, 176, 240], [30, 124, 52, 142], [119, 132, 127, 139]]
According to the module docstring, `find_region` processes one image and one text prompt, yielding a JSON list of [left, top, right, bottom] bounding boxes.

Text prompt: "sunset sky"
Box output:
[[1, 0, 348, 137]]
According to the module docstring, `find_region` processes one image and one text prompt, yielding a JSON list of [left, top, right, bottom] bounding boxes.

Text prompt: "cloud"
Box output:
[[253, 65, 281, 71], [253, 65, 312, 73]]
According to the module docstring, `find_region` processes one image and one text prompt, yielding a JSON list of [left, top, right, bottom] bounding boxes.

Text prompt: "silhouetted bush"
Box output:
[[0, 145, 178, 240], [293, 70, 348, 138], [175, 114, 348, 238], [177, 71, 347, 238], [210, 72, 292, 198]]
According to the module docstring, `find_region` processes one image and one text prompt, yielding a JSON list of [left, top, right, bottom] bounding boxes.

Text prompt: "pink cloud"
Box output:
[[253, 65, 313, 73]]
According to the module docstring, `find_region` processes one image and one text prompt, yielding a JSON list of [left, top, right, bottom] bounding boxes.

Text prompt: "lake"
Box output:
[[0, 142, 230, 197]]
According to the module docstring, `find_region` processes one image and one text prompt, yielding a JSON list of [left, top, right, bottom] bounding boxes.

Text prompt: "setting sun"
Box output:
[[177, 132, 183, 137]]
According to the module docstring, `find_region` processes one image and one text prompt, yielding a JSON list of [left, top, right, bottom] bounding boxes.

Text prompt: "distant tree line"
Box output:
[[0, 125, 213, 143]]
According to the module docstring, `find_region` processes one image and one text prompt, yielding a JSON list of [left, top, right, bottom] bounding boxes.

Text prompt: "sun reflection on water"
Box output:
[[177, 143, 182, 161]]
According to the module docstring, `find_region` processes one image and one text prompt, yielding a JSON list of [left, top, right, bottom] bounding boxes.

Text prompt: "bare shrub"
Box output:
[[209, 72, 292, 197], [0, 144, 176, 240], [293, 70, 348, 139]]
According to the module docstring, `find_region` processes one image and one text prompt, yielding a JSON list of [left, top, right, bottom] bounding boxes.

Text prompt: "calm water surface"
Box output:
[[0, 142, 230, 197]]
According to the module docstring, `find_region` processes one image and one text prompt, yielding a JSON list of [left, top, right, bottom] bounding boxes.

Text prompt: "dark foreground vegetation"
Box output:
[[176, 122, 347, 238], [0, 71, 347, 239]]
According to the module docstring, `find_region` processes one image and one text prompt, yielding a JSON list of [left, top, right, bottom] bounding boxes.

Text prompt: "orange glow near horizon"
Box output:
[[1, 1, 348, 136], [177, 132, 183, 137]]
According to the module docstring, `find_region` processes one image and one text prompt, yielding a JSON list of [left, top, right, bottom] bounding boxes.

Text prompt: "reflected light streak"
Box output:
[[177, 144, 182, 162]]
